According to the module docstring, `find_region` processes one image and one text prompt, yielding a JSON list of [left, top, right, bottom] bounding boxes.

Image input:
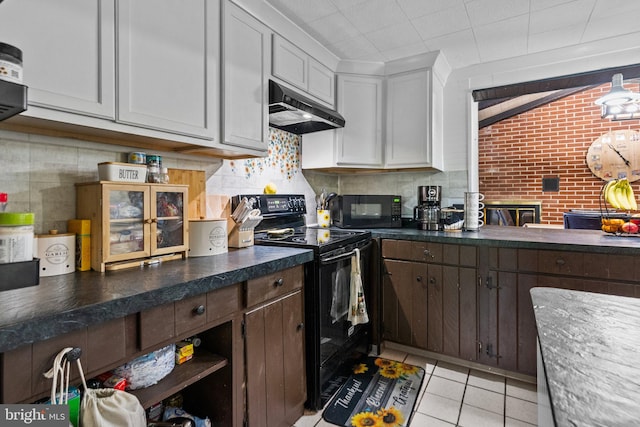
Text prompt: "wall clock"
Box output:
[[586, 130, 640, 182]]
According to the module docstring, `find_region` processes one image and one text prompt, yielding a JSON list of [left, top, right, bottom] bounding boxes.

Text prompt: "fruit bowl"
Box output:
[[600, 178, 639, 236]]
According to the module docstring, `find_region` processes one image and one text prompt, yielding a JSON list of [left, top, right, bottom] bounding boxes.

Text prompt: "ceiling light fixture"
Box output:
[[595, 73, 640, 120]]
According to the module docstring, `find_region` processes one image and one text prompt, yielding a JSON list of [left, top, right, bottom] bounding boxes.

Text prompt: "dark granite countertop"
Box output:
[[370, 224, 640, 254], [531, 287, 640, 426], [0, 246, 313, 353]]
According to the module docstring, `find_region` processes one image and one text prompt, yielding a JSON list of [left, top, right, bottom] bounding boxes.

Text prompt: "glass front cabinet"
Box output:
[[76, 182, 189, 272]]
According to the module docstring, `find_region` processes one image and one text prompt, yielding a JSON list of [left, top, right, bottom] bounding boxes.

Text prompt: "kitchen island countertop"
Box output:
[[531, 287, 640, 426], [370, 224, 640, 254], [0, 246, 313, 353]]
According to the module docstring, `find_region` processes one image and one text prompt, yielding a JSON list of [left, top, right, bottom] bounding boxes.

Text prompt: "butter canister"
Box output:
[[34, 230, 75, 276], [188, 219, 228, 257]]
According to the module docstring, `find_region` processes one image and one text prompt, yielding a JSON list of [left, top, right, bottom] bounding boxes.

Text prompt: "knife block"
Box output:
[[228, 224, 254, 248]]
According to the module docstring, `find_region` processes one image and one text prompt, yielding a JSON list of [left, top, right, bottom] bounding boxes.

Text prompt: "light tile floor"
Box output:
[[294, 348, 537, 427]]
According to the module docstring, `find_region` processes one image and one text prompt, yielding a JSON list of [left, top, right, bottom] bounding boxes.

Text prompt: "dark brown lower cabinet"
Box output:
[[245, 289, 306, 427], [382, 259, 427, 348], [381, 241, 478, 362]]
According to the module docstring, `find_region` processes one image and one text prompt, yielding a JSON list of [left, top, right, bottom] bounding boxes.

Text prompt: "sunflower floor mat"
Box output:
[[322, 356, 425, 427]]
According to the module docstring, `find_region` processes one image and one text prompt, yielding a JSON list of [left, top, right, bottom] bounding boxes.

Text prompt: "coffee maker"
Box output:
[[414, 186, 441, 230]]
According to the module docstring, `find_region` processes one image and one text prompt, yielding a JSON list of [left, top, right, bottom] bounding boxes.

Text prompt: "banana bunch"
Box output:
[[603, 178, 638, 210]]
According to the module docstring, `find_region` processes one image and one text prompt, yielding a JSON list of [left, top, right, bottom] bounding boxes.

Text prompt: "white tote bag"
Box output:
[[44, 347, 146, 427]]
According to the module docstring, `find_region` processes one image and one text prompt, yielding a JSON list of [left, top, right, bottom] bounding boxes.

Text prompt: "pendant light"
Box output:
[[595, 73, 640, 120]]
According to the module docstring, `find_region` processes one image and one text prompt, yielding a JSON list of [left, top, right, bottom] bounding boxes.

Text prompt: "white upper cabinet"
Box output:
[[117, 0, 219, 140], [335, 74, 383, 166], [307, 57, 335, 105], [272, 34, 335, 106], [272, 35, 307, 91], [0, 0, 115, 118], [385, 69, 431, 167], [221, 0, 270, 152], [302, 52, 449, 171]]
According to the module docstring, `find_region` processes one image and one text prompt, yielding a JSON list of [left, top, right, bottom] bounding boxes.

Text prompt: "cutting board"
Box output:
[[167, 168, 206, 220]]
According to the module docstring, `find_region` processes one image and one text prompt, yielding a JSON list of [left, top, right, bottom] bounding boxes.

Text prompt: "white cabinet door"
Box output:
[[307, 58, 335, 106], [222, 1, 269, 152], [272, 34, 307, 91], [336, 75, 383, 166], [117, 0, 218, 140], [386, 69, 431, 167], [0, 0, 115, 118]]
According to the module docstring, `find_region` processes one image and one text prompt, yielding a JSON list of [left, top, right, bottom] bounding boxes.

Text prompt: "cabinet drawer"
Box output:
[[207, 283, 242, 324], [538, 250, 583, 276], [175, 294, 207, 336], [382, 239, 443, 263], [246, 266, 303, 308], [139, 303, 175, 351]]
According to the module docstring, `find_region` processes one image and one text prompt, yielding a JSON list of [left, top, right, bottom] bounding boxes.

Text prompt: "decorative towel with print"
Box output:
[[348, 248, 369, 325]]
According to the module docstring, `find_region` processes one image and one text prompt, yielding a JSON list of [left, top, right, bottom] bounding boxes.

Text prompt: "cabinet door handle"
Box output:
[[274, 278, 284, 287], [416, 275, 423, 283], [485, 277, 501, 290], [556, 258, 566, 266], [429, 277, 436, 285], [193, 305, 205, 315], [144, 218, 153, 224], [423, 249, 435, 259], [486, 343, 501, 359], [297, 322, 304, 331]]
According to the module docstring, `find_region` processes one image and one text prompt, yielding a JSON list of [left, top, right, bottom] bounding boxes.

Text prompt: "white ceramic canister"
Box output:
[[189, 219, 228, 257], [0, 212, 34, 264], [34, 231, 75, 276]]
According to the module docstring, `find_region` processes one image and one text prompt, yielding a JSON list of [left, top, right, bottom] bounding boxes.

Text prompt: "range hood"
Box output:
[[268, 80, 345, 135], [0, 80, 27, 121]]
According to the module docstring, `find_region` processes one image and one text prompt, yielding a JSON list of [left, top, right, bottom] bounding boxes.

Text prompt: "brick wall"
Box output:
[[479, 83, 640, 225]]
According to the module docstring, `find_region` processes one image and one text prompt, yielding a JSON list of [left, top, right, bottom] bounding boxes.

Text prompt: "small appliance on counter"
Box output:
[[414, 185, 441, 230], [330, 194, 402, 228]]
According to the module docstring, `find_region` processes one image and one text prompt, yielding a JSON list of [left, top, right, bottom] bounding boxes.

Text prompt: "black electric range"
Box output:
[[232, 194, 373, 410]]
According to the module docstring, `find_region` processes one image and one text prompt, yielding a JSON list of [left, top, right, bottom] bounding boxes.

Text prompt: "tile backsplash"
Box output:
[[0, 127, 464, 233]]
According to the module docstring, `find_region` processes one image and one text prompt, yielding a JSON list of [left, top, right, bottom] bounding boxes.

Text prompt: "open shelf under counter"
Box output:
[[130, 350, 228, 409]]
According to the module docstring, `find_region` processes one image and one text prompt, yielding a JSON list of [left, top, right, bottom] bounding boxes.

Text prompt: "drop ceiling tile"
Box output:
[[328, 0, 369, 11], [474, 15, 529, 62], [266, 0, 337, 24], [591, 0, 640, 19], [528, 24, 584, 53], [396, 0, 465, 19], [381, 41, 431, 62], [327, 35, 379, 59], [365, 22, 423, 52], [424, 29, 479, 69], [306, 12, 362, 45], [529, 0, 593, 35], [582, 13, 640, 42], [530, 0, 577, 11], [340, 0, 408, 34], [465, 0, 529, 27], [411, 3, 471, 40]]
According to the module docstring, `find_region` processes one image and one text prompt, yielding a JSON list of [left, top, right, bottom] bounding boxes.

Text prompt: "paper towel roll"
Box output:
[[35, 232, 75, 276], [189, 219, 228, 257]]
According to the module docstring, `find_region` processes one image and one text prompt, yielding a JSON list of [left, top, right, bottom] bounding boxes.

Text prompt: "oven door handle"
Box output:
[[320, 240, 372, 265]]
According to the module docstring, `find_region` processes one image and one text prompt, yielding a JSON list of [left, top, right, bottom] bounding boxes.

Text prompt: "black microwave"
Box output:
[[331, 195, 402, 228]]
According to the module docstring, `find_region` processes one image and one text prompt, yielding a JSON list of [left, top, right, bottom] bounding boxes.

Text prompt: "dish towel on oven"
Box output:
[[330, 266, 350, 323], [348, 248, 369, 325]]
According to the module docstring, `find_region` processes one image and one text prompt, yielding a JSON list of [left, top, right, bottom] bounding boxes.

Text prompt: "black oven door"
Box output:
[[317, 239, 372, 399]]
